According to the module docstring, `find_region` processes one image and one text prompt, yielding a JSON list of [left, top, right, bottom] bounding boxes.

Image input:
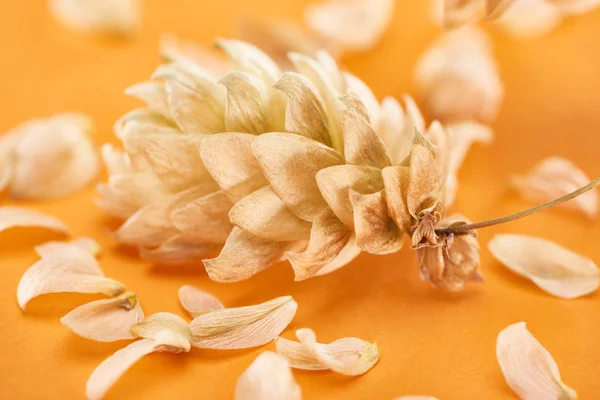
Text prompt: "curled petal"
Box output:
[[0, 207, 68, 235], [349, 189, 403, 255], [86, 330, 190, 400], [488, 234, 600, 299], [139, 235, 220, 265], [235, 351, 301, 400], [215, 39, 281, 84], [49, 0, 139, 35], [304, 0, 395, 52], [61, 292, 144, 342], [273, 72, 332, 146], [512, 157, 598, 219], [189, 296, 297, 350], [343, 110, 391, 169], [286, 208, 359, 281], [171, 191, 234, 244], [316, 164, 384, 229], [17, 243, 125, 310], [178, 285, 224, 317], [130, 312, 192, 343], [200, 133, 269, 203], [283, 328, 379, 376], [230, 187, 311, 241], [204, 227, 304, 283], [220, 72, 272, 134], [496, 322, 577, 400], [125, 81, 171, 118], [382, 166, 412, 233], [253, 132, 343, 221]]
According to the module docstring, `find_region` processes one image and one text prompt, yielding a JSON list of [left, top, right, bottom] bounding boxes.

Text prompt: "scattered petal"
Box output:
[[61, 292, 144, 342], [49, 0, 139, 36], [496, 322, 577, 400], [277, 328, 379, 376], [489, 234, 600, 299], [235, 351, 301, 400], [178, 285, 224, 317], [130, 312, 192, 344], [304, 0, 395, 52], [190, 296, 297, 350], [0, 207, 68, 235], [512, 157, 598, 219]]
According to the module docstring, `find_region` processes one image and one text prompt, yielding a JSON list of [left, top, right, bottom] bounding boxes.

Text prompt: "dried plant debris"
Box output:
[[512, 157, 598, 219], [0, 113, 99, 200], [49, 0, 140, 36], [0, 207, 69, 235], [275, 328, 379, 376], [178, 285, 224, 317], [497, 322, 577, 399], [235, 352, 302, 400], [489, 234, 600, 298], [189, 296, 298, 349], [441, 0, 517, 28], [304, 0, 396, 53], [17, 239, 125, 310], [86, 313, 192, 400], [414, 26, 503, 123]]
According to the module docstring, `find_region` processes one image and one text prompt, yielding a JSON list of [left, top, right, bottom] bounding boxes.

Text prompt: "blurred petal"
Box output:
[[343, 110, 391, 169], [178, 285, 224, 317], [496, 322, 577, 400], [49, 0, 139, 35], [0, 207, 68, 235], [253, 132, 343, 221], [443, 0, 516, 28], [235, 351, 301, 400], [139, 235, 220, 265], [512, 157, 597, 219], [190, 296, 297, 350], [489, 234, 600, 299], [495, 0, 562, 38], [61, 292, 144, 342]]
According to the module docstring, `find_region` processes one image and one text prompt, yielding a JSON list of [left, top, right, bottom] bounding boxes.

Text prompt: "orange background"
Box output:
[[1, 1, 600, 399]]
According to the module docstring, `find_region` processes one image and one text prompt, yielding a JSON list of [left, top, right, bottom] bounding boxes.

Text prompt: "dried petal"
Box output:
[[496, 322, 577, 400], [488, 234, 600, 299], [548, 0, 600, 14], [286, 208, 359, 281], [0, 207, 68, 235], [215, 39, 281, 84], [17, 243, 125, 310], [349, 189, 403, 255], [86, 330, 189, 400], [61, 292, 144, 342], [125, 81, 171, 118], [407, 142, 441, 218], [281, 328, 379, 376], [304, 0, 395, 52], [273, 72, 332, 146], [49, 0, 139, 35], [316, 165, 384, 229], [178, 285, 224, 317], [253, 132, 343, 221], [7, 113, 100, 200], [189, 296, 297, 350], [442, 0, 516, 28], [229, 186, 312, 241], [200, 133, 269, 203], [204, 227, 303, 283], [495, 0, 562, 38], [344, 72, 381, 125], [382, 166, 412, 233], [343, 110, 391, 169], [512, 157, 597, 219], [130, 312, 192, 343], [220, 72, 272, 134], [159, 34, 228, 76], [139, 235, 219, 265], [235, 351, 301, 400]]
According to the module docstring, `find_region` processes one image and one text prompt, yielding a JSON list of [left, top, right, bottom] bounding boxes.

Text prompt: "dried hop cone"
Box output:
[[98, 38, 490, 289]]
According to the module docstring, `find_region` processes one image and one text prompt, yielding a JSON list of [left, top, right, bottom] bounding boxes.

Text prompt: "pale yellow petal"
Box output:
[[349, 189, 403, 255], [100, 144, 131, 176], [495, 0, 562, 38], [344, 72, 381, 125], [442, 0, 516, 27], [159, 34, 228, 76], [178, 285, 224, 317], [253, 132, 343, 221], [200, 133, 269, 203], [382, 166, 412, 233], [291, 328, 379, 376], [61, 292, 144, 342], [549, 0, 600, 14], [49, 0, 139, 35], [220, 72, 272, 134], [17, 243, 125, 310], [286, 208, 356, 281], [190, 296, 297, 350], [407, 144, 441, 218], [304, 0, 395, 52], [203, 227, 303, 283], [488, 234, 600, 299], [512, 157, 598, 219], [343, 109, 391, 169], [215, 39, 281, 84], [130, 312, 192, 344], [139, 235, 219, 265], [496, 322, 577, 400], [125, 81, 171, 118], [0, 207, 68, 235], [273, 72, 332, 146], [235, 351, 301, 400], [316, 165, 384, 229]]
